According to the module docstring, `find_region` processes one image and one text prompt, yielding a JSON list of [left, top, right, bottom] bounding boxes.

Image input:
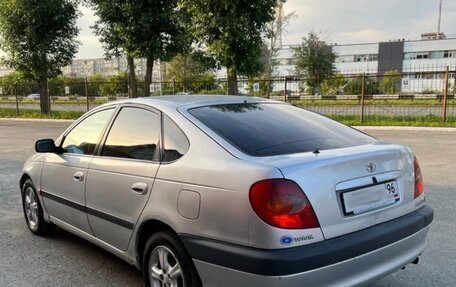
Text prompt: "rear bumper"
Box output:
[[181, 205, 433, 287]]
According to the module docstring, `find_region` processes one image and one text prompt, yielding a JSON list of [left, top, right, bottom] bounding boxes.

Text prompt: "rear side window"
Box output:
[[102, 107, 160, 161], [162, 115, 189, 162], [189, 103, 376, 157]]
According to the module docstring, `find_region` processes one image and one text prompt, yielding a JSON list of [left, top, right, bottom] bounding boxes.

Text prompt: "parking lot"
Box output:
[[0, 119, 455, 287]]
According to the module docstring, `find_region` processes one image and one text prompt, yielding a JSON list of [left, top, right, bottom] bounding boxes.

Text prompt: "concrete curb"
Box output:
[[0, 118, 74, 123], [354, 126, 456, 132]]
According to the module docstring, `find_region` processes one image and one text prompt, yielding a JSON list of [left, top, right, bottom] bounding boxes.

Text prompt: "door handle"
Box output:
[[131, 182, 148, 194], [73, 172, 84, 182]]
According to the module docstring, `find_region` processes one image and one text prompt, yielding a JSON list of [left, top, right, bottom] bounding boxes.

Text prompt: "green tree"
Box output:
[[89, 0, 189, 97], [166, 52, 216, 93], [380, 70, 401, 94], [49, 75, 86, 97], [1, 71, 27, 85], [87, 74, 106, 97], [247, 74, 273, 97], [264, 1, 296, 97], [99, 72, 129, 97], [293, 32, 335, 95], [182, 0, 277, 95], [0, 0, 79, 113], [0, 71, 35, 96], [321, 73, 348, 96], [344, 75, 380, 96]]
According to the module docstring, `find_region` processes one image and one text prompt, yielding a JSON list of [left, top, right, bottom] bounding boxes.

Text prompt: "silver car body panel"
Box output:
[[252, 143, 417, 240], [20, 95, 432, 286], [85, 157, 160, 251], [49, 216, 135, 265], [192, 226, 430, 287], [41, 153, 93, 234]]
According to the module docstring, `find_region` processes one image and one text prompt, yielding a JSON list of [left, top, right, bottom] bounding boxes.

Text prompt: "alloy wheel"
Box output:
[[24, 187, 39, 230], [149, 246, 185, 287]]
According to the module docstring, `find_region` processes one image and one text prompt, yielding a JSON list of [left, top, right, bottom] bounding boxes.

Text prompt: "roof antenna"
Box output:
[[313, 148, 320, 155]]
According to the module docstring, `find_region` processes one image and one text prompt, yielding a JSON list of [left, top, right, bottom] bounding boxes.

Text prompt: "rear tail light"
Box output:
[[414, 157, 424, 199], [249, 179, 320, 229]]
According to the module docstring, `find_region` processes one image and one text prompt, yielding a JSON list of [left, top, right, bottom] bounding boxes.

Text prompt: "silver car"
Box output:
[[20, 95, 433, 287]]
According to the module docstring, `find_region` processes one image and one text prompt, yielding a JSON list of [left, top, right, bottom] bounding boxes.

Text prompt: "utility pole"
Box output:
[[437, 0, 443, 39], [276, 0, 285, 48]]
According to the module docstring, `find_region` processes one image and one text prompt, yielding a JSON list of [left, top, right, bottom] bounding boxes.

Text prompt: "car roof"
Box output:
[[101, 95, 280, 111]]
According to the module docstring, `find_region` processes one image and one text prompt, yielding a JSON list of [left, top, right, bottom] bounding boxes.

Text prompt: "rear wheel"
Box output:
[[143, 230, 202, 287], [21, 179, 55, 235]]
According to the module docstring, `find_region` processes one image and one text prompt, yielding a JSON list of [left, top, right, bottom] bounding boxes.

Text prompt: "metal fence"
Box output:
[[0, 67, 455, 123]]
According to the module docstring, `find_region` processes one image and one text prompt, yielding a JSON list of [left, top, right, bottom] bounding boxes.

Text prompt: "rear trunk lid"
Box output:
[[252, 142, 416, 239]]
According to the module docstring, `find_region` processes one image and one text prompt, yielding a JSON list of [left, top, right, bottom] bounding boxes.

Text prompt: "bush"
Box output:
[[344, 76, 380, 95], [320, 74, 347, 96], [379, 70, 401, 94]]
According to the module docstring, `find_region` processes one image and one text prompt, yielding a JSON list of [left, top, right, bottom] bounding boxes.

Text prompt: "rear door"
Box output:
[[85, 105, 161, 251], [41, 107, 116, 234]]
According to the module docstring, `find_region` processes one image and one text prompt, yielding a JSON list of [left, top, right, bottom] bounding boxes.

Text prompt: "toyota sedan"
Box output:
[[20, 95, 433, 287]]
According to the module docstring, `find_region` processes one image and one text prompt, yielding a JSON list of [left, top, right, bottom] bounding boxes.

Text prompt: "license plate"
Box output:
[[342, 181, 400, 215]]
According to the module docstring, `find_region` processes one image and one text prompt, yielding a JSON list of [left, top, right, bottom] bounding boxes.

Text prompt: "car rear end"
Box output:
[[181, 99, 433, 287]]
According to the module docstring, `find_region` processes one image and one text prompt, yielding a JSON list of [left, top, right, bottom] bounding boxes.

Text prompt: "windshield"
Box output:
[[188, 103, 377, 157]]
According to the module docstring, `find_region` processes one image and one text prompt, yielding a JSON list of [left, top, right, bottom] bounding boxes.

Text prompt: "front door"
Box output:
[[86, 106, 161, 251], [41, 108, 116, 234]]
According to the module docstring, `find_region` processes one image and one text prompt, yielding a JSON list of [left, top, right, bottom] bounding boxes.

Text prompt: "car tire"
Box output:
[[21, 179, 55, 236], [143, 230, 202, 287]]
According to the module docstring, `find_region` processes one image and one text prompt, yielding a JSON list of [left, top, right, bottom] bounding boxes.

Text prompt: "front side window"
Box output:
[[162, 115, 189, 162], [102, 107, 160, 161], [62, 108, 115, 155]]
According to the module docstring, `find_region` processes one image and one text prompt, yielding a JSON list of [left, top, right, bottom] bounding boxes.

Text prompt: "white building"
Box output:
[[273, 33, 456, 92], [62, 57, 164, 81]]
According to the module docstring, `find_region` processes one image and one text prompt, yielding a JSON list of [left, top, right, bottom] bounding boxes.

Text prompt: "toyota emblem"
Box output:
[[366, 162, 376, 173]]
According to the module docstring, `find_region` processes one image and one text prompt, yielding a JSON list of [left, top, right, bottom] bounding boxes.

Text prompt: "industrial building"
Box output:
[[273, 33, 456, 92]]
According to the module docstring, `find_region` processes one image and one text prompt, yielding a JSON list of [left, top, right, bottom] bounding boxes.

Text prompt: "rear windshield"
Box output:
[[188, 103, 376, 157]]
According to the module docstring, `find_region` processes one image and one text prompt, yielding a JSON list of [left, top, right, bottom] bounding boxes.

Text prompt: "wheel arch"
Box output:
[[19, 173, 32, 190], [135, 219, 178, 270]]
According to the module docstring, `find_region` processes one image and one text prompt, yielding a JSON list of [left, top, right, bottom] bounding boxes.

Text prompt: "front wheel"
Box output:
[[143, 230, 202, 287], [21, 179, 55, 235]]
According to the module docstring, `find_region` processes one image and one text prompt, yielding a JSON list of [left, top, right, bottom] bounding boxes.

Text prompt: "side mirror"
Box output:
[[35, 139, 58, 153]]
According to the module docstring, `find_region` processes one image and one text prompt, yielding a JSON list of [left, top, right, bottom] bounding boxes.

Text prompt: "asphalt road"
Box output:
[[0, 120, 455, 287]]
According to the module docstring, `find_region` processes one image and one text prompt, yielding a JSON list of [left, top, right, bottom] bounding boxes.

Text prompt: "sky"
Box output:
[[73, 0, 456, 59]]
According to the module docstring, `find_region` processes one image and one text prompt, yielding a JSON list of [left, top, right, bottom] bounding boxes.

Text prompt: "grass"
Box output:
[[331, 115, 456, 127], [1, 108, 455, 127], [290, 99, 456, 106], [0, 99, 108, 105], [0, 108, 83, 120]]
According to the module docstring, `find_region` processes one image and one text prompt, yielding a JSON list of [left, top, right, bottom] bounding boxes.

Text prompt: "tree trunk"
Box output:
[[183, 55, 188, 93], [39, 70, 50, 114], [266, 38, 275, 99], [266, 59, 272, 98], [128, 56, 137, 98], [144, 57, 154, 97], [227, 69, 238, 95]]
